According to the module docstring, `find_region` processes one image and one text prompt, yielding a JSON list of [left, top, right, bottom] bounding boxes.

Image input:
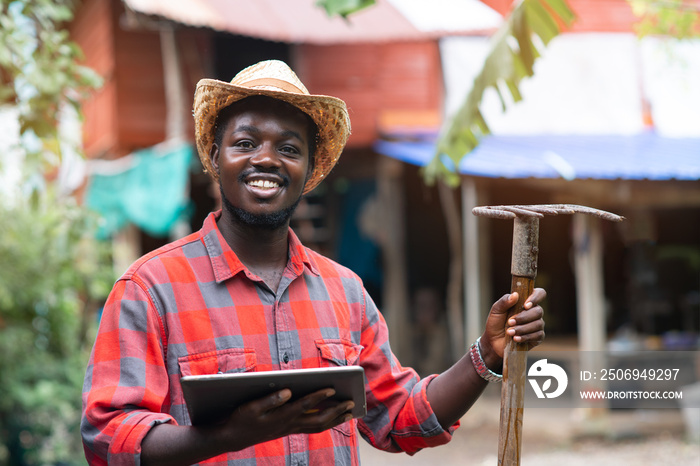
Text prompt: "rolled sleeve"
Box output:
[[357, 291, 459, 455], [81, 278, 175, 466], [388, 375, 458, 453]]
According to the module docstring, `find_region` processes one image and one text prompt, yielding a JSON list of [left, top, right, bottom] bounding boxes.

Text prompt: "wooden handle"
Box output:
[[497, 275, 534, 466]]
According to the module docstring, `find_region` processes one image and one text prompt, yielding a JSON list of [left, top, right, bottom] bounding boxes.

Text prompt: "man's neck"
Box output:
[[216, 211, 290, 291]]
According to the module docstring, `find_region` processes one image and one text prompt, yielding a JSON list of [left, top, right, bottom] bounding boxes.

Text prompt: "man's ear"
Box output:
[[209, 143, 220, 173]]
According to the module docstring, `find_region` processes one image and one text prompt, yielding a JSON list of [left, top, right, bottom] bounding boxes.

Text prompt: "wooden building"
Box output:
[[70, 0, 482, 364], [70, 0, 700, 372]]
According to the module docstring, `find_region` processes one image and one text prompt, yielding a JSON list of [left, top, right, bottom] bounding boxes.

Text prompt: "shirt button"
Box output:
[[283, 353, 290, 364]]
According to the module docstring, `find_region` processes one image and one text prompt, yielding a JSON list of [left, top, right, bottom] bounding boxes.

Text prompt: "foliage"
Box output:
[[628, 0, 700, 38], [424, 0, 575, 186], [0, 0, 102, 174], [315, 0, 375, 18], [0, 188, 114, 465], [0, 1, 108, 464]]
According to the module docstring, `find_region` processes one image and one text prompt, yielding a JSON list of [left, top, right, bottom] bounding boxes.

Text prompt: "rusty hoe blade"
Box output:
[[472, 204, 625, 222]]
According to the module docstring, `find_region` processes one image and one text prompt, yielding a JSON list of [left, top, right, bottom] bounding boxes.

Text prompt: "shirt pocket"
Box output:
[[315, 339, 362, 367], [178, 348, 257, 376], [315, 339, 363, 437]]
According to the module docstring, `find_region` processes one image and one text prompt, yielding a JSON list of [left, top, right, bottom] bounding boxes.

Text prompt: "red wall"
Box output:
[[480, 0, 638, 32], [296, 41, 443, 147], [71, 0, 118, 158], [72, 0, 207, 159]]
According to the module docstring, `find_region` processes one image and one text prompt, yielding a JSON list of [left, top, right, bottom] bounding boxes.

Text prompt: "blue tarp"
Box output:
[[374, 132, 700, 181]]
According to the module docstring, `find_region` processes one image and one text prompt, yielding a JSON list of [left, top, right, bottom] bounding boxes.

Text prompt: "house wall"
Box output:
[[72, 0, 208, 159], [72, 1, 444, 157], [71, 0, 118, 158], [113, 15, 166, 154], [296, 41, 443, 147]]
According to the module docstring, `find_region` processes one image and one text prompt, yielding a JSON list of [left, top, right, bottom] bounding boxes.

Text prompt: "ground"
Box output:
[[358, 386, 700, 465]]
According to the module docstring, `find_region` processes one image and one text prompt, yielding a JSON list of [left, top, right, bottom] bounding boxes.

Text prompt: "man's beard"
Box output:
[[220, 185, 302, 230]]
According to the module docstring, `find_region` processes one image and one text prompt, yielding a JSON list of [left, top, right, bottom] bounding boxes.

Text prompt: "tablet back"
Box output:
[[181, 366, 366, 425]]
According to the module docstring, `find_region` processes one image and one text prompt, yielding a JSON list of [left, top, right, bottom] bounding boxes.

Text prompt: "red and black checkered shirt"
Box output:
[[81, 211, 457, 465]]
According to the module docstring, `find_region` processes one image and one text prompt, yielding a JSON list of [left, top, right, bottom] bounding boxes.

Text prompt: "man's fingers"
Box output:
[[507, 304, 545, 346], [508, 304, 544, 326], [512, 329, 545, 344], [507, 318, 544, 337], [295, 399, 355, 433], [491, 292, 518, 315], [297, 388, 336, 412], [251, 389, 293, 413], [526, 287, 547, 306]]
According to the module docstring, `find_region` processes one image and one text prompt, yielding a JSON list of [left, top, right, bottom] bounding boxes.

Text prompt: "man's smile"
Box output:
[[241, 171, 289, 199], [247, 179, 280, 189]]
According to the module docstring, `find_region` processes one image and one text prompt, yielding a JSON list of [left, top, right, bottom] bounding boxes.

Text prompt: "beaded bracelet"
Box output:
[[469, 337, 503, 383]]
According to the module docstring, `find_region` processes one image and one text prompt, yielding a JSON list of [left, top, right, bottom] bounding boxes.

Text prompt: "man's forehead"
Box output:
[[224, 96, 310, 122], [218, 96, 316, 141]]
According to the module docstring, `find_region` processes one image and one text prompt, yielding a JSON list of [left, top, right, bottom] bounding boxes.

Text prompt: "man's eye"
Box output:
[[280, 145, 300, 155], [235, 140, 255, 149]]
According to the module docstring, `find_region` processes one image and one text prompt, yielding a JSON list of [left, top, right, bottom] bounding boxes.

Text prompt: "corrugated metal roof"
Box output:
[[374, 133, 700, 180], [122, 0, 500, 44]]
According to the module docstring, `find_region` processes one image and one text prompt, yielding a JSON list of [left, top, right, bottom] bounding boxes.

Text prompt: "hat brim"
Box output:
[[194, 79, 351, 195]]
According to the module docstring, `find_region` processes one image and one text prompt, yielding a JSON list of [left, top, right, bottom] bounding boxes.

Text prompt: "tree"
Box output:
[[0, 192, 113, 465], [0, 0, 101, 175], [628, 0, 700, 38], [0, 1, 110, 464]]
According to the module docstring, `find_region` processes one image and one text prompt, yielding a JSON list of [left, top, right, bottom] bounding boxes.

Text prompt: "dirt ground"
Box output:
[[357, 388, 700, 465]]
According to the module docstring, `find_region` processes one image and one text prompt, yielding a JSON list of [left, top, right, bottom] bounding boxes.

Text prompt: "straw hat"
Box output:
[[193, 60, 351, 194]]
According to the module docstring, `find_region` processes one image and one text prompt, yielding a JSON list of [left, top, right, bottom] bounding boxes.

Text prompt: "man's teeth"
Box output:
[[248, 180, 279, 189]]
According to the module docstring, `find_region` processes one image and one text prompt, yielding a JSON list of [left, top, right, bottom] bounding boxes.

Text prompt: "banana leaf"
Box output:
[[425, 0, 575, 186]]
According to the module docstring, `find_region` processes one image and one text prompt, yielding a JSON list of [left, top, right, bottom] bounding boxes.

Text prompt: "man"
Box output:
[[81, 60, 545, 466]]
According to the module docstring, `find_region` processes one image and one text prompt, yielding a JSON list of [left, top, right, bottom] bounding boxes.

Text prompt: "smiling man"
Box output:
[[214, 96, 314, 232], [81, 60, 546, 466]]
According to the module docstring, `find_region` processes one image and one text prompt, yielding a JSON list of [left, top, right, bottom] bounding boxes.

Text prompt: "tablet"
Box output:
[[181, 366, 366, 425]]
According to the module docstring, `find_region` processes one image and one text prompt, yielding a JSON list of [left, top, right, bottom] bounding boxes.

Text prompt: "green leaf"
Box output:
[[316, 0, 375, 18], [542, 0, 577, 25], [627, 0, 700, 39], [528, 0, 562, 45], [1, 0, 103, 175], [425, 0, 575, 186]]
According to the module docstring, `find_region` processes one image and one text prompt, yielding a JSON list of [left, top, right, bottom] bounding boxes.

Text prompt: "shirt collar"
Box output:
[[201, 210, 319, 283]]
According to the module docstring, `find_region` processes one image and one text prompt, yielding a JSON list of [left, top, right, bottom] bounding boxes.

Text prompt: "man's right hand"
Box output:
[[221, 388, 355, 448], [141, 389, 355, 466]]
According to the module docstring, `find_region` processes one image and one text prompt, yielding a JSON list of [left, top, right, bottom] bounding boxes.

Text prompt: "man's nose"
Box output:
[[249, 143, 282, 168]]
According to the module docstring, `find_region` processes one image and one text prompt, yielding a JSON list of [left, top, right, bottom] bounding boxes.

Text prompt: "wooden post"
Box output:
[[573, 215, 606, 353], [498, 216, 539, 466], [160, 25, 185, 141], [462, 177, 482, 351], [573, 215, 609, 414], [438, 181, 464, 361], [377, 156, 410, 363]]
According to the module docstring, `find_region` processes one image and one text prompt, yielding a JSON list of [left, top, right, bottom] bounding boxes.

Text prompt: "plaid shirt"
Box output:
[[81, 211, 457, 465]]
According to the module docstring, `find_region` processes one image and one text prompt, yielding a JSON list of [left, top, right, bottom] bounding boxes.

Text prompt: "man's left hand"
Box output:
[[480, 289, 547, 369]]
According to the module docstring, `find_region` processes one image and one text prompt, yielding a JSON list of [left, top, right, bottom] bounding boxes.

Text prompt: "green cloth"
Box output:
[[86, 143, 193, 238]]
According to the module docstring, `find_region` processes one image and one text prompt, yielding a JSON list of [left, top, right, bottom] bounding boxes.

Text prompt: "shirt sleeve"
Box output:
[[357, 290, 459, 454], [81, 277, 176, 465]]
